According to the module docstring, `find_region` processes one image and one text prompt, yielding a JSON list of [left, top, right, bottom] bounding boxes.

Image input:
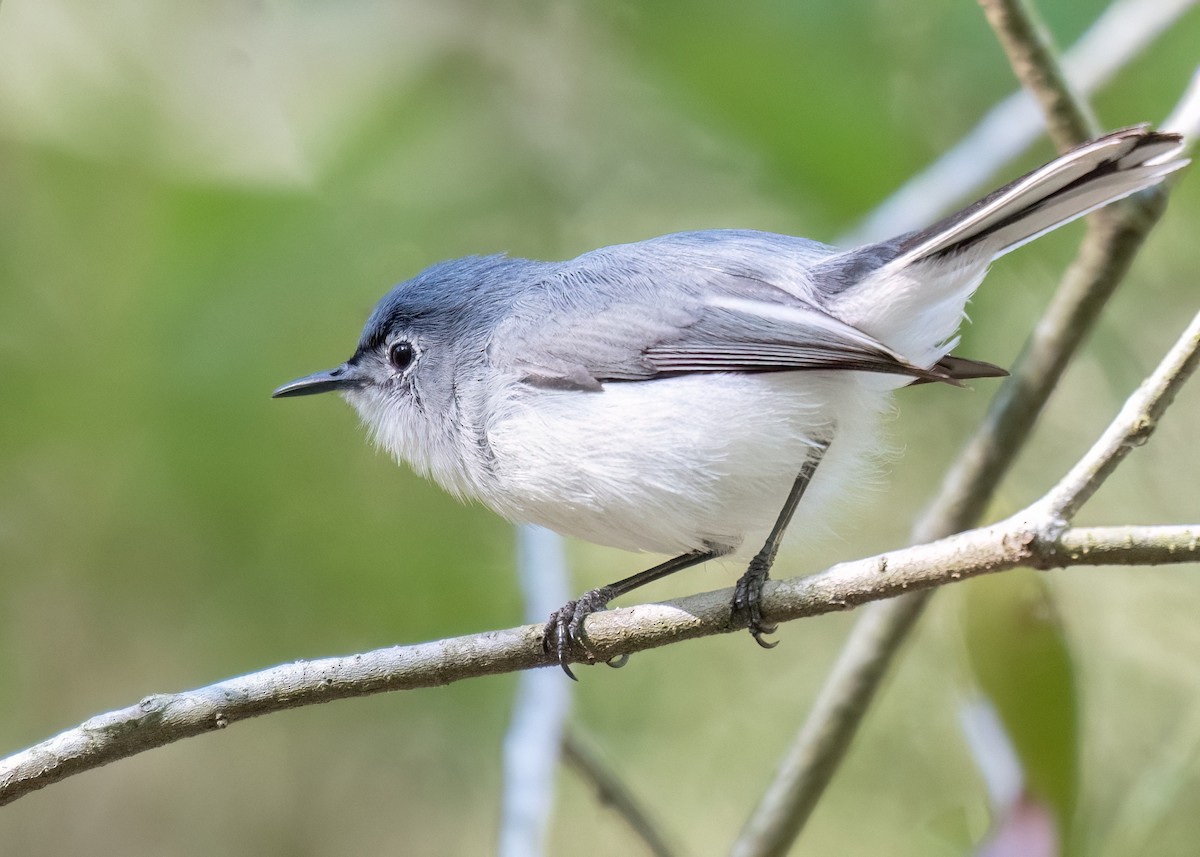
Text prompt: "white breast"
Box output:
[[479, 372, 897, 557]]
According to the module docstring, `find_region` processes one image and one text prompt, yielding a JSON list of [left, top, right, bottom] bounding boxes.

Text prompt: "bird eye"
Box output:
[[388, 340, 415, 371]]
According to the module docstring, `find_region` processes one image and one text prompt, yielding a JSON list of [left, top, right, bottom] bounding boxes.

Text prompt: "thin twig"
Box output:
[[1035, 311, 1200, 523], [977, 0, 1100, 149], [729, 37, 1197, 857], [843, 0, 1197, 245], [729, 210, 1175, 857], [1165, 66, 1200, 139], [561, 729, 679, 857]]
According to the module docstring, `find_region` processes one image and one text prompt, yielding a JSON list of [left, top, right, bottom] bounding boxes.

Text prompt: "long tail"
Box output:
[[886, 125, 1187, 268], [829, 126, 1189, 369]]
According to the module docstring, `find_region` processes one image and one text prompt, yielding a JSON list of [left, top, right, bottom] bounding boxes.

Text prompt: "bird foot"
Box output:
[[542, 585, 616, 679], [732, 560, 779, 648]]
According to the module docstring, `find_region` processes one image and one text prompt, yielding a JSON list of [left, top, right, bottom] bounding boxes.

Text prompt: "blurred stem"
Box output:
[[978, 0, 1101, 149], [503, 528, 669, 855], [728, 6, 1194, 855], [729, 192, 1182, 855], [561, 729, 679, 857], [845, 0, 1197, 245]]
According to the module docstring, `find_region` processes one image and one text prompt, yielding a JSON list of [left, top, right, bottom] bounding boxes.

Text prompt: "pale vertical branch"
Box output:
[[1164, 66, 1200, 137], [499, 525, 572, 857], [729, 18, 1197, 857], [843, 0, 1197, 245], [501, 528, 674, 855], [959, 699, 1025, 815]]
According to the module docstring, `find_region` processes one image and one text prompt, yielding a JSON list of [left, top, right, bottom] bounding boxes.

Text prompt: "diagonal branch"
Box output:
[[728, 29, 1198, 857], [1034, 303, 1200, 523], [844, 0, 1196, 245], [561, 729, 680, 857], [977, 0, 1100, 149]]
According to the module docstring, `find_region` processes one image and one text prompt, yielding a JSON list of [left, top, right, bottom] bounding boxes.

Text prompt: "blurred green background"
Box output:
[[2, 1, 1199, 854]]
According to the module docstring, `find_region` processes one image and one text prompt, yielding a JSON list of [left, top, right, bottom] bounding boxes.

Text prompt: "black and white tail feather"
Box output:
[[831, 126, 1188, 377], [895, 126, 1184, 264]]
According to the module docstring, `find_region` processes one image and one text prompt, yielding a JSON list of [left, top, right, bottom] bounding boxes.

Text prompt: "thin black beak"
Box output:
[[272, 364, 359, 398]]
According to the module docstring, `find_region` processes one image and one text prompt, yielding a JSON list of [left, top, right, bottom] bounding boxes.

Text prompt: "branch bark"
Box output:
[[3, 4, 1197, 824], [728, 28, 1199, 856], [2, 520, 1197, 808], [977, 0, 1100, 149]]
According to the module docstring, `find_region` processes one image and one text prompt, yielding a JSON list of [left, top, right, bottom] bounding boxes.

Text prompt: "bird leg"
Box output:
[[732, 433, 834, 647], [543, 432, 833, 676], [543, 547, 722, 679]]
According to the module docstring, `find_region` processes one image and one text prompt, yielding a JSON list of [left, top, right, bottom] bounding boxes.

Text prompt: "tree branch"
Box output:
[[977, 0, 1100, 149], [1058, 526, 1200, 564], [843, 0, 1195, 245], [1034, 309, 1200, 523], [728, 45, 1198, 857], [2, 519, 1197, 809]]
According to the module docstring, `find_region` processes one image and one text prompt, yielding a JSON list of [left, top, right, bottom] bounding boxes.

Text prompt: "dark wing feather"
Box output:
[[907, 355, 1009, 386], [642, 296, 947, 381]]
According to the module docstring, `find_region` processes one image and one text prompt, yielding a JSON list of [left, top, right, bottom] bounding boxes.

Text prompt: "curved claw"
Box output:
[[541, 587, 615, 678], [732, 560, 781, 649], [750, 625, 780, 649], [542, 603, 582, 680]]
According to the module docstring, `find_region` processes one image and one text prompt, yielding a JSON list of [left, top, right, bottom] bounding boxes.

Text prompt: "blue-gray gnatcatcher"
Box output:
[[274, 127, 1186, 676]]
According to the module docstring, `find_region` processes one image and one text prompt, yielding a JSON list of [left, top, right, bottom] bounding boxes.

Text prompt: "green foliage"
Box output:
[[966, 571, 1078, 846], [1, 2, 1198, 855]]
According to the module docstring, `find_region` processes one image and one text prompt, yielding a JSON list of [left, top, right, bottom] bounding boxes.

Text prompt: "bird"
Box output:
[[273, 126, 1188, 677]]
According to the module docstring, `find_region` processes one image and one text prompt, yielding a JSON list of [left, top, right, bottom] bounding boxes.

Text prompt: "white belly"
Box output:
[[480, 372, 895, 557]]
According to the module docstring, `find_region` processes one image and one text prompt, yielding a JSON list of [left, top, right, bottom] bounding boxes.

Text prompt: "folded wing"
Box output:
[[490, 262, 954, 391]]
